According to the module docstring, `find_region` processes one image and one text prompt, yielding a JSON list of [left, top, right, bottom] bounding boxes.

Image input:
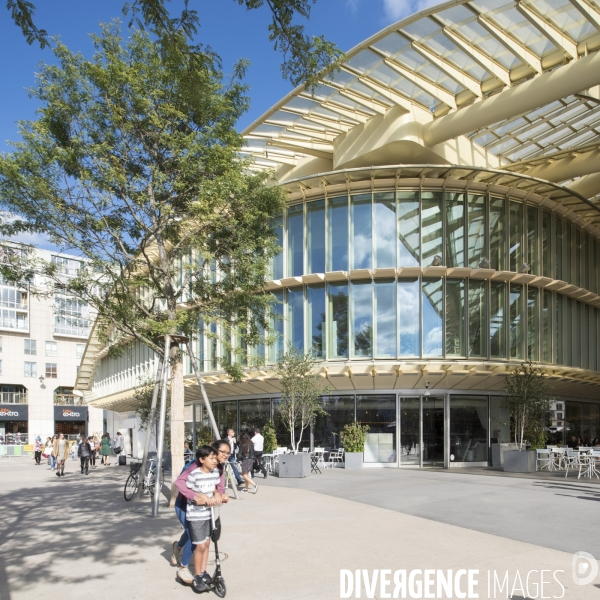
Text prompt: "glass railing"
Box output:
[[54, 395, 84, 406], [0, 392, 28, 404], [0, 300, 28, 310]]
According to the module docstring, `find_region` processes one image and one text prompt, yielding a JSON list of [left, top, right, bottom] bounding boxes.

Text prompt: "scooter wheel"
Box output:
[[213, 578, 226, 598]]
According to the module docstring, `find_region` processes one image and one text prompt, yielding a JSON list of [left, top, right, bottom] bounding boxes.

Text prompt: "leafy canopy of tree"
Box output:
[[7, 0, 344, 87], [0, 22, 284, 496]]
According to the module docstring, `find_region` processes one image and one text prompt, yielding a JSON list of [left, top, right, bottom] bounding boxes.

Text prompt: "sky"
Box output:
[[0, 0, 441, 249]]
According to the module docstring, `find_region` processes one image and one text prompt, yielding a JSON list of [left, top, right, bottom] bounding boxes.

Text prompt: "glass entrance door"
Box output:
[[399, 395, 445, 467], [399, 397, 420, 465], [422, 396, 444, 465]]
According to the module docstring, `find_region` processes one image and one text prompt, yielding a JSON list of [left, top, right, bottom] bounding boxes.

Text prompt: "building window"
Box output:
[[556, 412, 563, 419], [46, 341, 58, 356], [24, 339, 36, 355], [45, 363, 58, 378], [76, 344, 85, 359], [54, 294, 90, 336], [51, 255, 81, 276], [0, 336, 3, 352], [0, 359, 2, 375], [24, 362, 37, 377]]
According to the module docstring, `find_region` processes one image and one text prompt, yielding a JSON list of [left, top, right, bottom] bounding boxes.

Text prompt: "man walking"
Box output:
[[251, 427, 268, 479], [226, 428, 242, 486], [78, 436, 92, 475]]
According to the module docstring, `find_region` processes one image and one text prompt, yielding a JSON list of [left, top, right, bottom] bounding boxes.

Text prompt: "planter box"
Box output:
[[491, 443, 519, 468], [278, 453, 311, 478], [503, 450, 536, 473], [344, 452, 363, 470]]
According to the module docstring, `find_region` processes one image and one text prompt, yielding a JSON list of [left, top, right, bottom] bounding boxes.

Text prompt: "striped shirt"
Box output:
[[185, 468, 220, 521]]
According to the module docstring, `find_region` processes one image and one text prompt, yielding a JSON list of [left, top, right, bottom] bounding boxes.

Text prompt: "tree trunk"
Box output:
[[169, 345, 185, 507]]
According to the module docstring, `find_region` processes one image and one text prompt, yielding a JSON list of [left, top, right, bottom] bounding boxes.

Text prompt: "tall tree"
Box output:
[[0, 22, 284, 500], [7, 0, 344, 87]]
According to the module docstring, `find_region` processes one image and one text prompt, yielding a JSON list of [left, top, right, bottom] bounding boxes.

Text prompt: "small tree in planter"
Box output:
[[276, 345, 329, 454], [263, 421, 278, 454], [340, 422, 369, 470]]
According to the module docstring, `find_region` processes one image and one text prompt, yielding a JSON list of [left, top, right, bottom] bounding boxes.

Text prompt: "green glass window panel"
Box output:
[[467, 195, 486, 268], [566, 226, 572, 284], [446, 193, 465, 268], [468, 280, 486, 358], [287, 287, 304, 352], [446, 279, 465, 356], [208, 322, 218, 370], [313, 395, 355, 449], [542, 290, 551, 363], [590, 307, 597, 372], [582, 233, 589, 291], [490, 397, 511, 443], [582, 403, 600, 444], [582, 304, 589, 370], [212, 400, 238, 437], [351, 194, 372, 270], [307, 200, 325, 274], [423, 278, 443, 356], [268, 291, 284, 363], [527, 206, 538, 275], [329, 283, 349, 359], [509, 201, 523, 273], [589, 238, 596, 295], [572, 300, 580, 368], [555, 217, 563, 281], [450, 396, 488, 462], [565, 402, 582, 445], [542, 211, 551, 278], [509, 284, 523, 359], [374, 193, 396, 268], [351, 281, 372, 357], [397, 191, 419, 267], [527, 287, 538, 361], [575, 229, 581, 287], [490, 197, 506, 271], [490, 282, 506, 358], [239, 399, 271, 435], [307, 284, 325, 358], [287, 205, 303, 277], [327, 196, 348, 272], [422, 192, 443, 267], [374, 280, 396, 357], [271, 215, 283, 280], [556, 295, 564, 365], [398, 279, 420, 356]]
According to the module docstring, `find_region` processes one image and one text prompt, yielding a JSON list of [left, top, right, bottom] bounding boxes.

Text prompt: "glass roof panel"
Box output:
[[515, 122, 552, 141], [324, 69, 355, 87], [371, 33, 410, 57], [471, 0, 514, 12], [534, 0, 594, 42], [346, 49, 383, 74], [285, 97, 319, 112], [492, 8, 559, 56], [487, 138, 520, 153], [347, 80, 394, 105], [435, 5, 477, 26], [268, 110, 301, 125], [392, 79, 437, 108], [558, 130, 598, 148], [494, 117, 528, 136], [455, 21, 524, 69], [473, 132, 498, 146], [392, 48, 465, 93], [424, 34, 490, 81], [402, 17, 441, 39], [367, 64, 401, 87]]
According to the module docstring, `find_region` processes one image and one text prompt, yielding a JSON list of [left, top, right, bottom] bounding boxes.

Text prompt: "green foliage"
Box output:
[[276, 344, 329, 453], [133, 377, 171, 446], [340, 422, 369, 453], [504, 360, 553, 451], [195, 424, 214, 447], [262, 421, 278, 453]]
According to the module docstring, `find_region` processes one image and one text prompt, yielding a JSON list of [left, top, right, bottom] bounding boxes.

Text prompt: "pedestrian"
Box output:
[[100, 433, 111, 465], [238, 432, 258, 494], [70, 440, 78, 461], [89, 435, 97, 469], [251, 427, 267, 478], [113, 431, 124, 457], [33, 436, 43, 465], [184, 441, 194, 464], [48, 436, 57, 470], [78, 436, 92, 475], [226, 428, 242, 486], [52, 433, 69, 477], [43, 437, 53, 467]]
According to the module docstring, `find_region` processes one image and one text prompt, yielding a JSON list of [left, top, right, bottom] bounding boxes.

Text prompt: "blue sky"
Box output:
[[0, 0, 440, 152]]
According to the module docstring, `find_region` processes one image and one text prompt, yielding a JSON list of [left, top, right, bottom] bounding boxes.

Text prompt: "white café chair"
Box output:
[[536, 449, 552, 471], [565, 450, 584, 478], [313, 447, 329, 469], [328, 447, 344, 467]]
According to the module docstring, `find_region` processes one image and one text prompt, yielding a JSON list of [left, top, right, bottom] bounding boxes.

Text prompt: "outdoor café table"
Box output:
[[310, 452, 322, 474], [262, 453, 275, 473], [577, 449, 598, 479]]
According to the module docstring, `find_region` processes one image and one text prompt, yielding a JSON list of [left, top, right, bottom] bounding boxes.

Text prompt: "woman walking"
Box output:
[[52, 433, 69, 477], [33, 436, 43, 465], [100, 433, 111, 465], [89, 436, 97, 469], [238, 432, 258, 494], [48, 436, 57, 470]]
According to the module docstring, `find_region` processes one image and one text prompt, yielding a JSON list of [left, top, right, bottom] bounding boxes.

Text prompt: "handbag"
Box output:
[[113, 447, 122, 455]]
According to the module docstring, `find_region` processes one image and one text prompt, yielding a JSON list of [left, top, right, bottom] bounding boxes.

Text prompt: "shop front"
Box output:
[[0, 404, 29, 453], [54, 405, 88, 437]]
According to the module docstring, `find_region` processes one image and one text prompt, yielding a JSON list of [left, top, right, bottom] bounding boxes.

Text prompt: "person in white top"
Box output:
[[251, 428, 267, 478]]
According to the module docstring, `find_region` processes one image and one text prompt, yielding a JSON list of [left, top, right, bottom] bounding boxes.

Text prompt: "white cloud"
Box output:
[[346, 0, 361, 12], [382, 0, 443, 23]]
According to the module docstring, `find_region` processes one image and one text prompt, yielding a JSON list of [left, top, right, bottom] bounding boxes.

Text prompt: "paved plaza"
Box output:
[[1, 458, 599, 600]]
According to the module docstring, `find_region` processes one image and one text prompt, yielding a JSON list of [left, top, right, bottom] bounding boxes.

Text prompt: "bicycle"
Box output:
[[123, 458, 164, 501]]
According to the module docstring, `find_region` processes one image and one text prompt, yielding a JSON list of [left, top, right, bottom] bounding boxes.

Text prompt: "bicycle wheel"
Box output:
[[123, 473, 138, 501], [213, 578, 226, 598]]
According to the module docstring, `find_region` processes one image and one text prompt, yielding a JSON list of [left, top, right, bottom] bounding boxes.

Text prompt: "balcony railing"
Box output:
[[0, 300, 28, 311], [54, 395, 84, 406], [0, 392, 28, 404]]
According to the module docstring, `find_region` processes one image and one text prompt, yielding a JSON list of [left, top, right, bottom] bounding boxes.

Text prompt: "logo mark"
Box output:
[[572, 551, 598, 586]]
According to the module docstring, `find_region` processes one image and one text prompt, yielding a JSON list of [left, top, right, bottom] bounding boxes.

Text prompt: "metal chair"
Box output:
[[536, 449, 552, 471]]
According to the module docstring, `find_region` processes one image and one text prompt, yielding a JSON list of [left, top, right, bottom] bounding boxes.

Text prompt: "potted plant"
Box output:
[[340, 422, 369, 470], [503, 361, 553, 473]]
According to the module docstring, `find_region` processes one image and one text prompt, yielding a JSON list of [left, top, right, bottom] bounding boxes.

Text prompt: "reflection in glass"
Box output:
[[590, 307, 597, 372], [556, 294, 564, 365], [566, 225, 572, 283], [422, 396, 444, 464], [423, 278, 443, 356], [509, 284, 523, 359], [450, 396, 488, 463], [239, 398, 271, 435], [575, 229, 581, 287], [582, 402, 600, 444], [375, 280, 396, 357], [398, 279, 420, 356], [422, 192, 443, 266], [398, 192, 419, 266], [351, 281, 372, 357], [446, 279, 465, 356], [582, 304, 589, 370], [572, 300, 580, 368], [527, 287, 538, 361], [272, 397, 306, 448], [269, 291, 284, 363], [468, 280, 485, 357], [212, 400, 238, 438], [313, 395, 354, 449], [490, 397, 510, 444], [555, 217, 563, 281], [374, 193, 396, 268], [357, 395, 396, 463], [490, 197, 506, 271], [400, 397, 420, 466], [307, 200, 325, 273], [351, 194, 372, 270], [542, 290, 551, 362], [565, 402, 582, 447], [509, 201, 523, 273], [467, 195, 485, 268], [446, 193, 464, 268], [307, 285, 325, 358], [329, 283, 349, 359], [328, 196, 348, 272], [542, 211, 551, 278], [271, 215, 283, 280], [490, 282, 506, 358], [527, 206, 538, 275], [287, 287, 304, 352], [287, 204, 303, 277]]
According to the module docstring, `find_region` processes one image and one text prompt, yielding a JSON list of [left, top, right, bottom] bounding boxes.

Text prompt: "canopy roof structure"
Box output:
[[242, 0, 600, 204]]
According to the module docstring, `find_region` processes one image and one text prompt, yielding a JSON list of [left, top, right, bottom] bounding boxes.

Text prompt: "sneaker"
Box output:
[[263, 471, 268, 479], [201, 572, 213, 586], [241, 488, 248, 493], [192, 575, 209, 592], [56, 472, 60, 477], [177, 567, 194, 585], [171, 541, 182, 566], [253, 483, 259, 494]]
